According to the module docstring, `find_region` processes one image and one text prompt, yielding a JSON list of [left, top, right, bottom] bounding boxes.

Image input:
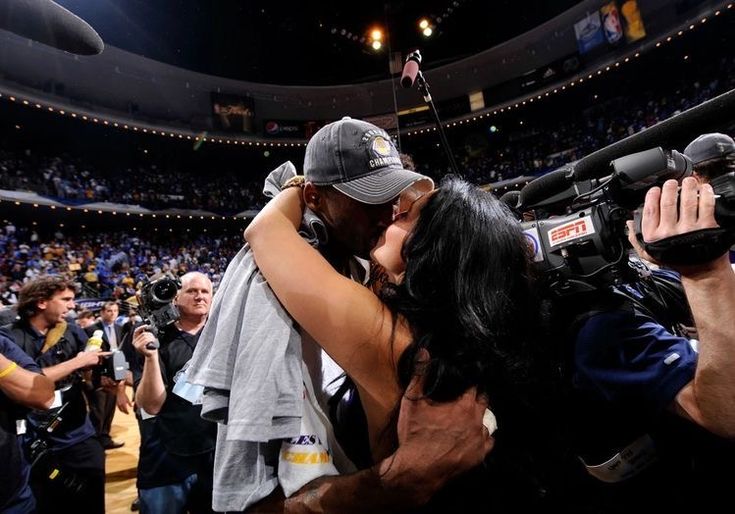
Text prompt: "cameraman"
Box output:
[[550, 176, 735, 510], [0, 333, 54, 513], [132, 272, 216, 514], [628, 178, 735, 436], [0, 276, 108, 514], [683, 132, 735, 183], [684, 132, 735, 266]]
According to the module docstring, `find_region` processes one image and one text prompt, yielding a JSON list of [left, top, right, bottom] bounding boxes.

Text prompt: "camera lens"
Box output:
[[151, 279, 177, 303]]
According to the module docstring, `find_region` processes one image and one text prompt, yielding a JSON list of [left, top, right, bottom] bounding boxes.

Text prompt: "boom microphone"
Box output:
[[0, 0, 104, 55], [573, 87, 735, 181], [401, 50, 422, 88]]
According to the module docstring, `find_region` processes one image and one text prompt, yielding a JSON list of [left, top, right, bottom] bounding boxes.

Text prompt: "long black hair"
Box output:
[[381, 176, 540, 408]]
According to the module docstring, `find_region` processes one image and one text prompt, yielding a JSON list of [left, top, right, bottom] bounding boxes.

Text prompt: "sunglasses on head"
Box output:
[[391, 188, 432, 222]]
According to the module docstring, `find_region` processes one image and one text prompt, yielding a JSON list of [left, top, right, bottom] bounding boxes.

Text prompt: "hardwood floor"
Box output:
[[105, 387, 140, 514]]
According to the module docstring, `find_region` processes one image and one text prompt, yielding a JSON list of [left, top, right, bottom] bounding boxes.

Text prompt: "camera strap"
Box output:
[[641, 228, 733, 266], [42, 320, 68, 354], [633, 210, 733, 266]]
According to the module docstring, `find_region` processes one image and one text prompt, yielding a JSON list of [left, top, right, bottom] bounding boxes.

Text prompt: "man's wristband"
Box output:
[[0, 361, 18, 379], [282, 175, 305, 189]]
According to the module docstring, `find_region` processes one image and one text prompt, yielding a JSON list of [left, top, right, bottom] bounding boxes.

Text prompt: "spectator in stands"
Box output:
[[85, 301, 125, 450], [0, 334, 54, 513], [132, 272, 216, 514], [244, 118, 555, 511], [0, 276, 107, 514]]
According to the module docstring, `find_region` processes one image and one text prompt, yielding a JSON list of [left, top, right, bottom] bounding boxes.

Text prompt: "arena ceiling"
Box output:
[[55, 0, 582, 85]]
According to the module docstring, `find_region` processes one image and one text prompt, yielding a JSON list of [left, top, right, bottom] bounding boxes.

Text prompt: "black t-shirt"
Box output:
[[0, 333, 42, 509], [132, 324, 216, 488]]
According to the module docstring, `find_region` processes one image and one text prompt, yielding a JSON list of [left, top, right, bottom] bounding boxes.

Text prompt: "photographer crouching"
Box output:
[[0, 276, 109, 514], [132, 272, 216, 514]]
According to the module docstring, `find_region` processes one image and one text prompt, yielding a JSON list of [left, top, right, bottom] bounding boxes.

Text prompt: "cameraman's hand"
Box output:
[[627, 178, 726, 272], [643, 178, 717, 239], [133, 325, 159, 358]]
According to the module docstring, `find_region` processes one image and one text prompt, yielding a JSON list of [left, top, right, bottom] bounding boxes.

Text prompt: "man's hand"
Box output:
[[116, 381, 133, 414], [379, 352, 494, 505], [133, 325, 159, 358], [99, 375, 119, 393], [73, 350, 110, 370], [641, 178, 717, 240], [627, 177, 728, 274]]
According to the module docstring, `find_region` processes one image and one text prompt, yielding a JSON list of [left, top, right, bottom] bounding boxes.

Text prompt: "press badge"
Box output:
[[50, 390, 63, 409]]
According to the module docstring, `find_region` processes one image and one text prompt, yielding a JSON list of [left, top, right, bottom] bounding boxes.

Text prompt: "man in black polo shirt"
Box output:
[[132, 272, 216, 514], [0, 276, 107, 514]]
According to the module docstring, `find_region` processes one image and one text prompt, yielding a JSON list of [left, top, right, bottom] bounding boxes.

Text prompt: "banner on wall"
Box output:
[[574, 11, 605, 54], [621, 0, 646, 42], [601, 2, 624, 44], [263, 120, 305, 138], [211, 93, 255, 133]]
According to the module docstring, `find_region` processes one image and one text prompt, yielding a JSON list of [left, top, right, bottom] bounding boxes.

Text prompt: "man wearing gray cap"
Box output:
[[245, 117, 493, 513], [301, 116, 434, 263], [683, 132, 735, 182]]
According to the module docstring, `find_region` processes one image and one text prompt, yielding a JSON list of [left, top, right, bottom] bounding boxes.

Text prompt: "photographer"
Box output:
[[0, 276, 108, 514], [545, 175, 735, 511], [132, 272, 216, 514], [0, 333, 54, 513]]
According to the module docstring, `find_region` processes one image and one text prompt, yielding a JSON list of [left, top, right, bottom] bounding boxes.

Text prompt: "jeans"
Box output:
[[139, 473, 212, 514]]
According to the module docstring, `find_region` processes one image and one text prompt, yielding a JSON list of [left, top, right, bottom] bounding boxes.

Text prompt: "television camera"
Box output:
[[517, 147, 735, 296], [137, 276, 181, 348]]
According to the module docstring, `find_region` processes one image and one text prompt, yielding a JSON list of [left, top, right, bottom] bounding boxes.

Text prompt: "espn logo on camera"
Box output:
[[548, 216, 596, 248]]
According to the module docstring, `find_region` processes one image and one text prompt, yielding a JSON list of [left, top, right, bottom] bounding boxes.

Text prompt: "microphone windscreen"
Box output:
[[0, 0, 104, 55], [401, 59, 420, 88], [573, 87, 735, 181], [519, 167, 573, 209], [499, 190, 521, 209]]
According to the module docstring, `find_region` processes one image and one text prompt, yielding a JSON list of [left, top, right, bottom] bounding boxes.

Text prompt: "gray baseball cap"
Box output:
[[683, 132, 735, 164], [304, 117, 434, 204]]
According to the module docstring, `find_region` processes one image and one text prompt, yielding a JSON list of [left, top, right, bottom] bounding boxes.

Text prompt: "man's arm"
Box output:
[[114, 372, 134, 414], [42, 350, 108, 382], [630, 178, 735, 438], [132, 325, 167, 415], [0, 352, 55, 410], [247, 371, 493, 513]]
